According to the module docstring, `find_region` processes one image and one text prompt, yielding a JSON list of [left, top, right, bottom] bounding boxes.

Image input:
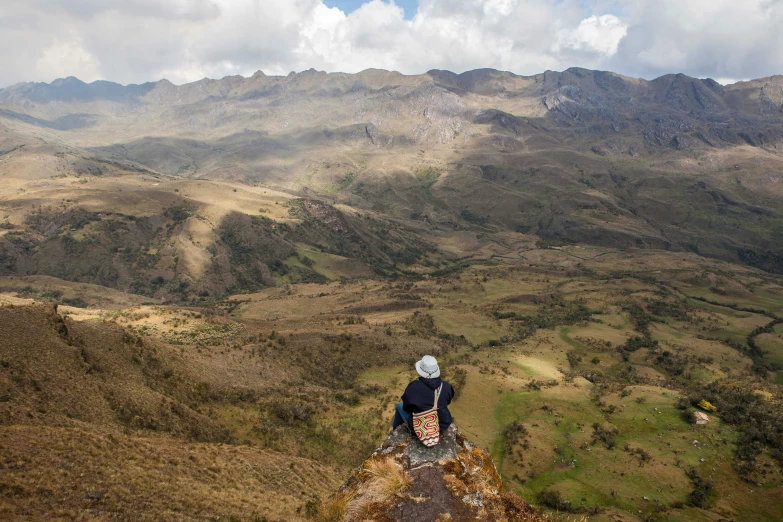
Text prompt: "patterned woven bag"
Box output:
[[412, 384, 443, 447]]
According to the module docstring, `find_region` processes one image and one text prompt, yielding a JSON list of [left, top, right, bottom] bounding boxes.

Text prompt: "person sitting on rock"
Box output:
[[391, 355, 455, 437]]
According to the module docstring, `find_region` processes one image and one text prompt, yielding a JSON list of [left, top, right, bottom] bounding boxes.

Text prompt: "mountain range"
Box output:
[[2, 67, 783, 521], [2, 67, 783, 299]]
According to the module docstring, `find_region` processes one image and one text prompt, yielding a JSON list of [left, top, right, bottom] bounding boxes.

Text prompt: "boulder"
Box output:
[[694, 411, 710, 425], [319, 425, 542, 521]]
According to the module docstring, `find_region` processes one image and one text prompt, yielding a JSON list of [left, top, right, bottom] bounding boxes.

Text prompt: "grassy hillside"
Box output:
[[2, 246, 782, 520], [1, 67, 783, 521]]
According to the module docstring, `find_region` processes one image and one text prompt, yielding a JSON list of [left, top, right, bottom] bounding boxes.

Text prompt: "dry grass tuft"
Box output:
[[318, 491, 354, 522], [362, 456, 412, 499], [337, 456, 412, 520]]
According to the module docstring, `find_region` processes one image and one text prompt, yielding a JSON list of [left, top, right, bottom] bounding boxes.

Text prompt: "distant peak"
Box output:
[[51, 76, 86, 87]]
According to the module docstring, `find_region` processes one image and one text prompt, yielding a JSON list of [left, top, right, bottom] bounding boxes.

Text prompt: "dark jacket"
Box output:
[[401, 377, 454, 431]]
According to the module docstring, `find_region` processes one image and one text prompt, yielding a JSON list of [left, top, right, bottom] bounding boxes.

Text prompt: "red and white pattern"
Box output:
[[412, 384, 443, 447]]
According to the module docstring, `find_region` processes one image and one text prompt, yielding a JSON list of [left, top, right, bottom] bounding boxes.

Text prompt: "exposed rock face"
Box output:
[[323, 425, 541, 521]]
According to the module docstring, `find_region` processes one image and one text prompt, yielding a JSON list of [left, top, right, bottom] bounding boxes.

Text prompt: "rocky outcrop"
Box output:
[[320, 425, 541, 521]]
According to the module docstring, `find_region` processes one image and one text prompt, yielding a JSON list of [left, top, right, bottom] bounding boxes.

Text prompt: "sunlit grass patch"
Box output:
[[429, 308, 507, 344]]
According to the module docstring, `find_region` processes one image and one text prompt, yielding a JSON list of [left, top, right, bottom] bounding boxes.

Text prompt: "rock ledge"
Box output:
[[322, 425, 542, 521]]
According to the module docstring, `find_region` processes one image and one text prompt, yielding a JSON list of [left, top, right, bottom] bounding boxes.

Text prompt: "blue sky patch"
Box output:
[[323, 0, 418, 20]]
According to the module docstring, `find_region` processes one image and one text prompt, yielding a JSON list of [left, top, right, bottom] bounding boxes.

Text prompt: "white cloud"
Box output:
[[0, 0, 782, 88], [609, 0, 783, 80], [554, 15, 628, 56], [36, 37, 102, 82], [714, 77, 745, 86], [24, 0, 221, 21]]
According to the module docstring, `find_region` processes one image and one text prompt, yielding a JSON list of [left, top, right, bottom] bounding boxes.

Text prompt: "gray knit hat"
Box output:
[[415, 355, 440, 378]]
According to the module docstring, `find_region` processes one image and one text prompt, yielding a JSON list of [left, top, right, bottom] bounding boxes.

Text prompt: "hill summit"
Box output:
[[319, 425, 542, 521]]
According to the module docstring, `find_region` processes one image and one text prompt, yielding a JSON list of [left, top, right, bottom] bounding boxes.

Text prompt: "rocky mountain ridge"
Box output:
[[2, 66, 783, 298], [2, 68, 782, 149], [3, 67, 783, 109]]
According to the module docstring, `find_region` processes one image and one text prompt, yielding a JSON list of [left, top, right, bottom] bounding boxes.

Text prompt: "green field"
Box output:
[[4, 243, 783, 521], [349, 263, 783, 521]]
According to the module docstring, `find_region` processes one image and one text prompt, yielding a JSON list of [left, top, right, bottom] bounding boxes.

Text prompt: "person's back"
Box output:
[[401, 376, 454, 431], [391, 355, 455, 437]]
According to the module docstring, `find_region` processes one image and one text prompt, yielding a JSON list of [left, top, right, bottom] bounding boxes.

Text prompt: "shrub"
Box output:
[[686, 466, 714, 508], [676, 397, 691, 410], [591, 423, 619, 449], [334, 392, 360, 406], [536, 489, 575, 512], [460, 209, 488, 225], [445, 366, 467, 400], [620, 334, 658, 353], [270, 399, 315, 424], [164, 205, 192, 223], [61, 297, 88, 308], [682, 409, 697, 424], [503, 421, 529, 454], [647, 299, 693, 321], [40, 290, 63, 300]]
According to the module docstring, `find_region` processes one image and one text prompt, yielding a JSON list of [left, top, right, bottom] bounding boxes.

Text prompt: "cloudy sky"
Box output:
[[1, 0, 782, 88]]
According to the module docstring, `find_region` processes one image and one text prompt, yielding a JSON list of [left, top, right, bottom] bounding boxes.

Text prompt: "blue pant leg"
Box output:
[[392, 403, 404, 429], [393, 402, 413, 431]]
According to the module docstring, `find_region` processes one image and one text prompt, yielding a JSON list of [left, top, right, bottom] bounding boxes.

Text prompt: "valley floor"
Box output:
[[1, 247, 783, 521]]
